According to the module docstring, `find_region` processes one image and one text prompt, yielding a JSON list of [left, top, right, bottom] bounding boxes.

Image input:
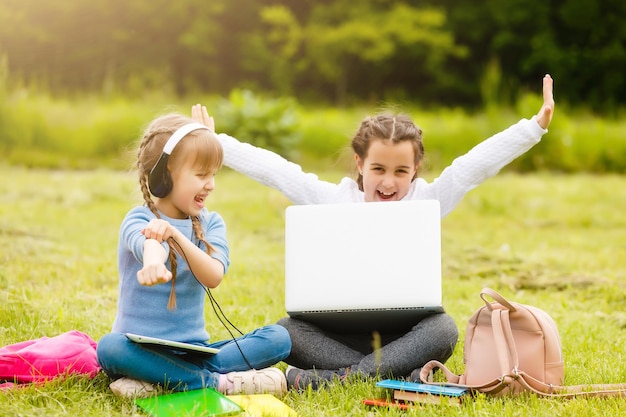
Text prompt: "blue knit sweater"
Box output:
[[111, 206, 230, 343]]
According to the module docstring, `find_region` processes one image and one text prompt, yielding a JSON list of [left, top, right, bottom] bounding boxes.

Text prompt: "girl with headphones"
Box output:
[[96, 113, 291, 398]]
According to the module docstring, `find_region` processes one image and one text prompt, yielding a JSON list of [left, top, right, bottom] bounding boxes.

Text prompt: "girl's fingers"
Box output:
[[543, 74, 554, 105], [191, 104, 201, 121], [536, 75, 555, 129], [201, 106, 215, 131], [191, 104, 215, 131]]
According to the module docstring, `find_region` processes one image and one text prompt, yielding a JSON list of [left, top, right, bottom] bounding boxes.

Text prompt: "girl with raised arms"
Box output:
[[192, 74, 555, 389]]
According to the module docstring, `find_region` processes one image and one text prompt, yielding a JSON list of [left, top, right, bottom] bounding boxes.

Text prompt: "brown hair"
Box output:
[[351, 113, 424, 191], [136, 113, 223, 309]]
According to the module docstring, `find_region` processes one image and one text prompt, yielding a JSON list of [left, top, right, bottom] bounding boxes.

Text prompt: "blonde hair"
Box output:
[[136, 113, 223, 309]]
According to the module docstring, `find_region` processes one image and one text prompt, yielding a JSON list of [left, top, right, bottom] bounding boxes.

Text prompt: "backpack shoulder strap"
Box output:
[[422, 361, 626, 398], [420, 359, 517, 395], [420, 360, 459, 384], [491, 308, 519, 375], [516, 371, 626, 398]]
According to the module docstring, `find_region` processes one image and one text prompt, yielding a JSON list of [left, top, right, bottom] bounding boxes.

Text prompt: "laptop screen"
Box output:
[[285, 200, 442, 317]]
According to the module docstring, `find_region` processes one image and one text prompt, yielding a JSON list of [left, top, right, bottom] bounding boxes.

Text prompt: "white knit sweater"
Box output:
[[217, 116, 546, 218]]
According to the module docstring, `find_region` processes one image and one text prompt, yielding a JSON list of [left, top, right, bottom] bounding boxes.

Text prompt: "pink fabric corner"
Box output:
[[0, 330, 101, 385]]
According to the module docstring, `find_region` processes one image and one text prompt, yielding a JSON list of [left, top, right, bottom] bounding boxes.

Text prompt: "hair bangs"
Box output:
[[180, 131, 223, 172]]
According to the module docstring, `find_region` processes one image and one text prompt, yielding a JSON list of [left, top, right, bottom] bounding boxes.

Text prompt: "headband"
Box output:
[[162, 123, 210, 155]]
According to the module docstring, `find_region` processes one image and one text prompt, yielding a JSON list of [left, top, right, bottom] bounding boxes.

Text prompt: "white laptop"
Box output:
[[285, 200, 444, 332], [125, 333, 220, 355]]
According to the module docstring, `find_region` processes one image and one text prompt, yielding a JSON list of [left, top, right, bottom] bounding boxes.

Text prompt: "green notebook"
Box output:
[[135, 388, 243, 417]]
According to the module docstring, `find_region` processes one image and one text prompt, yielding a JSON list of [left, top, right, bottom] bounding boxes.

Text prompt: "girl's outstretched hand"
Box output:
[[138, 219, 175, 286], [536, 74, 555, 129], [191, 104, 215, 132], [137, 261, 172, 286]]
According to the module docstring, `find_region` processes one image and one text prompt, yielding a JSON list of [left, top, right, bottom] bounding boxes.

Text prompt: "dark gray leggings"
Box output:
[[277, 313, 458, 378]]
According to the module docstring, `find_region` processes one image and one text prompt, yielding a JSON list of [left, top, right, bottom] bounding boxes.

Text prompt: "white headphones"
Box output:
[[148, 123, 210, 197]]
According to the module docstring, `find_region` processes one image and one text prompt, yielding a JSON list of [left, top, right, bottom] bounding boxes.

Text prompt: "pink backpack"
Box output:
[[421, 288, 626, 398], [0, 330, 100, 387]]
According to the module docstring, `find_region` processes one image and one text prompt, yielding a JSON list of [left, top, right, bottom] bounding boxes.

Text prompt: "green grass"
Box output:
[[1, 166, 625, 416]]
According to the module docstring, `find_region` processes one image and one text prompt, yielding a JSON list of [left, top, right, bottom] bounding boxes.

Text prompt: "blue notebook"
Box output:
[[376, 379, 468, 397]]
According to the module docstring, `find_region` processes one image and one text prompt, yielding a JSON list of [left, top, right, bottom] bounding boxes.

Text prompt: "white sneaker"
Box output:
[[224, 367, 287, 396], [109, 377, 155, 398]]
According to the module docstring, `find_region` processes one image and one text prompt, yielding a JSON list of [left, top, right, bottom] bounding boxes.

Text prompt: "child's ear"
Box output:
[[354, 153, 363, 172], [412, 162, 420, 180]]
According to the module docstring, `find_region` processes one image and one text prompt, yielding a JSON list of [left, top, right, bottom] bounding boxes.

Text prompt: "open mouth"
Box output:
[[377, 190, 396, 201]]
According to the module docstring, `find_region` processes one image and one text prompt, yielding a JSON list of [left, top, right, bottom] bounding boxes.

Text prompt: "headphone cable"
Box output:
[[169, 238, 253, 370]]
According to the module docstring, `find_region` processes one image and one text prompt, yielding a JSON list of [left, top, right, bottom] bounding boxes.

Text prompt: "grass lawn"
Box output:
[[0, 166, 625, 416]]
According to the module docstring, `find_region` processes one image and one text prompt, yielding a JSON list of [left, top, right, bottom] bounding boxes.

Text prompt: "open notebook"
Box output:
[[285, 200, 444, 332]]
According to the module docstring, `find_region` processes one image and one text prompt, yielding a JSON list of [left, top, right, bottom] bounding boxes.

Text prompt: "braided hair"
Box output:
[[136, 113, 223, 309]]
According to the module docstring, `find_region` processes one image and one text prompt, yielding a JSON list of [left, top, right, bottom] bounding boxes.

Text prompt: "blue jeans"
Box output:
[[96, 325, 291, 391]]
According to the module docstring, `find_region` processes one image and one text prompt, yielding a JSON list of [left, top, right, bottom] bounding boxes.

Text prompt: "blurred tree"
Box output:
[[303, 1, 467, 104], [0, 0, 225, 96], [428, 0, 626, 112], [0, 0, 624, 110], [240, 5, 305, 96], [546, 0, 626, 112]]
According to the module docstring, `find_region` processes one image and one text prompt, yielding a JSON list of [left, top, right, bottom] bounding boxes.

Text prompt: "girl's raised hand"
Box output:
[[536, 74, 555, 129], [142, 218, 175, 243], [191, 104, 215, 132]]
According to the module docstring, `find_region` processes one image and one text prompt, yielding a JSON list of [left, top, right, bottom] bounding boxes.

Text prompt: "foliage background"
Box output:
[[1, 0, 625, 174], [0, 0, 625, 111]]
